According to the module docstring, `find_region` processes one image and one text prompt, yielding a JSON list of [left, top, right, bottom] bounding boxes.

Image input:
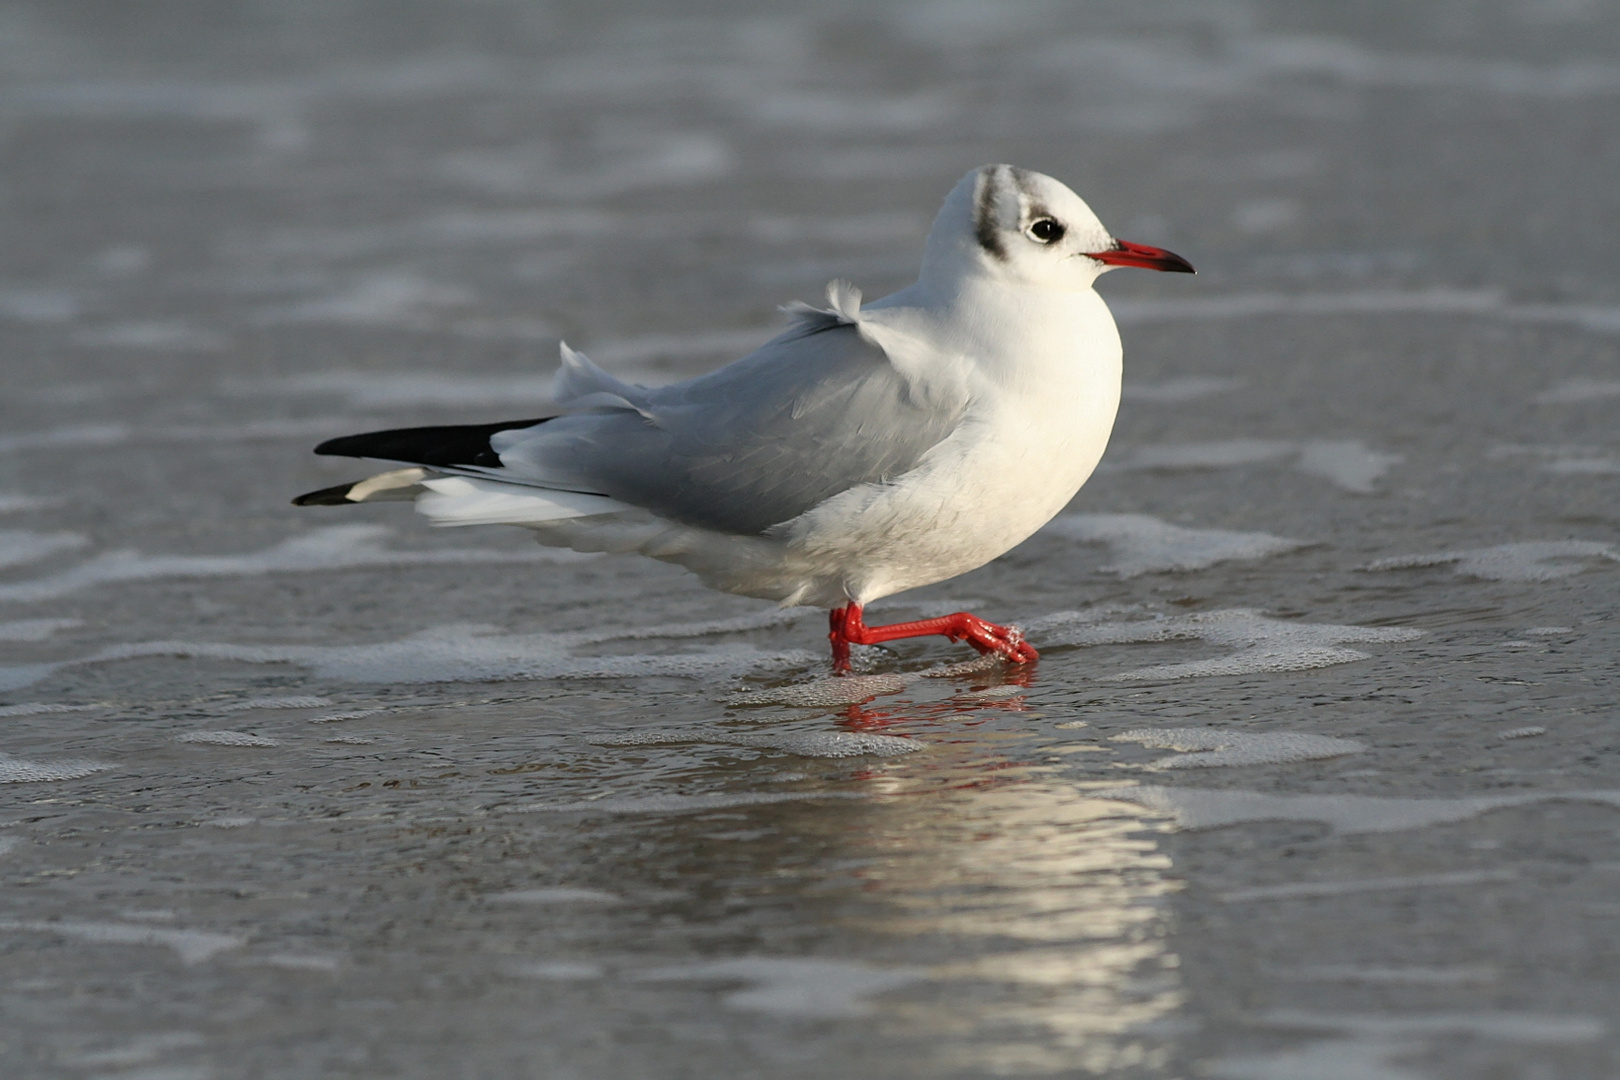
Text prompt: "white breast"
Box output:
[[779, 286, 1123, 606]]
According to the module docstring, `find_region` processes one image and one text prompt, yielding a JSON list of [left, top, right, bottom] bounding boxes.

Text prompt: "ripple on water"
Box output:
[[591, 726, 921, 758], [1112, 728, 1364, 769]]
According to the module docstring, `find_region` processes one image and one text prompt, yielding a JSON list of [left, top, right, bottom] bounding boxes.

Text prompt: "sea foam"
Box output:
[[1364, 540, 1620, 582], [635, 957, 924, 1019], [0, 703, 98, 717], [0, 608, 1418, 693], [0, 752, 111, 783], [1217, 869, 1515, 903], [0, 919, 243, 964], [1033, 608, 1423, 680], [219, 695, 333, 712], [0, 619, 821, 692], [1206, 1009, 1603, 1080], [1108, 438, 1401, 493], [0, 529, 88, 569], [592, 726, 921, 759], [1101, 784, 1620, 834], [0, 524, 587, 603], [485, 887, 622, 905], [1112, 728, 1364, 768], [510, 790, 858, 816], [177, 731, 280, 747], [730, 673, 910, 706], [1043, 514, 1305, 577], [0, 619, 80, 642]]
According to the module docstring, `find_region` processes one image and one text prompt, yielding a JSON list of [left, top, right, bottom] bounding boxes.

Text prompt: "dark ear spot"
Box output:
[[974, 169, 1008, 262]]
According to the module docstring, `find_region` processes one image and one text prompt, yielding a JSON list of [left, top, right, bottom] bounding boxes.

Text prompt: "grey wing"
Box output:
[[490, 318, 966, 535]]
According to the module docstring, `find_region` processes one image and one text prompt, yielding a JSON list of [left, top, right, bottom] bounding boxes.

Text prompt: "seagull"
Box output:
[[294, 164, 1193, 671]]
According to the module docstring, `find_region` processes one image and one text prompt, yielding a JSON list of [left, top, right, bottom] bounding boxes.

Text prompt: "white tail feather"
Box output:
[[346, 467, 428, 503], [416, 476, 630, 527]]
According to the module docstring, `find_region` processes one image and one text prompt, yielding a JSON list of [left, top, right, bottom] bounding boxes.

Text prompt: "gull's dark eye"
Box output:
[[1028, 218, 1065, 244]]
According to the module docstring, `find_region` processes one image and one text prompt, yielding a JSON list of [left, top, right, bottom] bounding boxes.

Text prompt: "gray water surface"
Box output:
[[1, 1, 1618, 1077]]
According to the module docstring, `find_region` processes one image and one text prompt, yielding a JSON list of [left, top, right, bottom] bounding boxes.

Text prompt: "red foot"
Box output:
[[827, 603, 1039, 673]]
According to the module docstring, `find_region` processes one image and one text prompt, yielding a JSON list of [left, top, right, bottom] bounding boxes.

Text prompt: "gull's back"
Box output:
[[489, 306, 968, 536]]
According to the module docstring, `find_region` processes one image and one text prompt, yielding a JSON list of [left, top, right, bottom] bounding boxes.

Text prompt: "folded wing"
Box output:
[[307, 304, 968, 536]]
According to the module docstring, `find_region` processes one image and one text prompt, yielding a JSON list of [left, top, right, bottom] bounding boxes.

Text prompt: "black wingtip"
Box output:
[[312, 417, 554, 468], [292, 482, 358, 507]]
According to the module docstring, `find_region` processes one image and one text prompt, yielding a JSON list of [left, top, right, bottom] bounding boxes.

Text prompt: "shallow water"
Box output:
[[1, 1, 1618, 1076]]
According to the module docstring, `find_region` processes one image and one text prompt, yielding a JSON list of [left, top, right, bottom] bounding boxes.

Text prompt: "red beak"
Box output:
[[1087, 239, 1195, 274]]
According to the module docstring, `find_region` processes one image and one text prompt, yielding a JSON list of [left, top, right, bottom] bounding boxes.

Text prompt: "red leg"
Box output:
[[828, 608, 852, 671], [828, 602, 1038, 672]]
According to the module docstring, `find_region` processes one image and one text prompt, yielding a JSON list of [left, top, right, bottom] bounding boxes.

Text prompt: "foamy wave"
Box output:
[[1283, 965, 1497, 986], [1107, 438, 1401, 493], [1113, 728, 1364, 768], [1218, 869, 1516, 903], [1294, 440, 1405, 494], [1206, 1008, 1602, 1080], [308, 709, 383, 724], [1042, 514, 1304, 577], [0, 703, 98, 717], [0, 608, 1418, 692], [1364, 541, 1620, 582], [730, 674, 910, 707], [0, 530, 88, 569], [485, 887, 621, 905], [0, 919, 243, 964], [1502, 726, 1547, 740], [1248, 1009, 1604, 1042], [510, 790, 855, 815], [1100, 784, 1620, 834], [0, 524, 585, 603], [0, 752, 111, 783], [1487, 443, 1620, 476], [635, 957, 923, 1019], [1041, 609, 1422, 681], [219, 695, 332, 712], [592, 726, 920, 758], [0, 622, 819, 691], [0, 618, 80, 642], [177, 731, 280, 747]]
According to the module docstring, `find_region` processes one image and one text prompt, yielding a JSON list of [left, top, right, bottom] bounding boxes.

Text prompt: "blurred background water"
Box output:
[[0, 1, 1618, 1076]]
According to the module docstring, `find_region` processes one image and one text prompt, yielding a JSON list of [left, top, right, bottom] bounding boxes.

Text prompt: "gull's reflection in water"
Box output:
[[825, 671, 1183, 1075]]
